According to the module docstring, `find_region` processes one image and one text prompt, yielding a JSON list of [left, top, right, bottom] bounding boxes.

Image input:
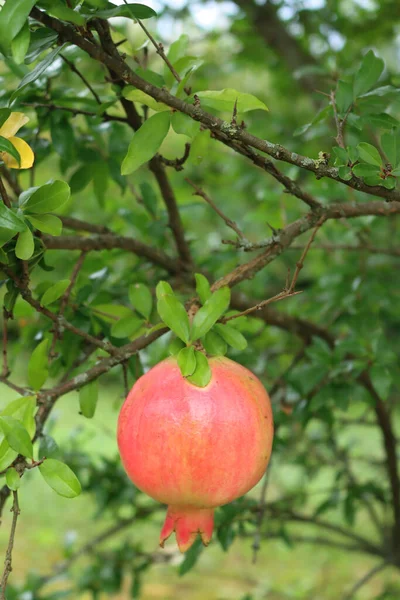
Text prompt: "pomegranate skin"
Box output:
[[117, 356, 273, 551]]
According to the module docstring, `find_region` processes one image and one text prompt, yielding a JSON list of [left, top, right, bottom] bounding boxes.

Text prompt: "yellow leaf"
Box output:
[[3, 137, 34, 169], [0, 112, 29, 138]]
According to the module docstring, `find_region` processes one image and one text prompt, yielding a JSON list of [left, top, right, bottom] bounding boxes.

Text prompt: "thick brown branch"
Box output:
[[42, 233, 180, 273], [29, 7, 400, 204]]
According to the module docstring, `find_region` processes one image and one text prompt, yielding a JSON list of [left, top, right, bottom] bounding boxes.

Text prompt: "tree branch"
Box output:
[[0, 491, 20, 599], [342, 560, 390, 600]]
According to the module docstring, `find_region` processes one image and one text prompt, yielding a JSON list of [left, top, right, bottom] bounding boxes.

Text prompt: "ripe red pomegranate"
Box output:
[[117, 355, 273, 552]]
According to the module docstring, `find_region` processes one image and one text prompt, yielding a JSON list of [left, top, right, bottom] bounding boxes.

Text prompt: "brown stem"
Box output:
[[0, 174, 11, 208], [0, 491, 20, 599], [22, 102, 129, 123]]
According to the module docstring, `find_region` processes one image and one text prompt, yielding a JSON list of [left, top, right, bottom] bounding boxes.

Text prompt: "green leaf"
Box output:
[[202, 330, 227, 356], [69, 166, 93, 195], [121, 112, 171, 175], [0, 109, 11, 129], [165, 34, 189, 80], [22, 180, 71, 214], [190, 287, 231, 341], [332, 146, 348, 165], [79, 380, 98, 419], [1, 395, 37, 437], [369, 113, 399, 129], [6, 468, 20, 491], [92, 162, 109, 207], [0, 135, 21, 166], [25, 28, 58, 64], [381, 129, 400, 167], [177, 346, 197, 377], [335, 80, 353, 113], [0, 440, 18, 471], [9, 44, 66, 104], [0, 416, 33, 458], [195, 89, 268, 113], [50, 114, 76, 163], [157, 289, 190, 344], [15, 228, 34, 260], [338, 166, 352, 180], [187, 351, 212, 388], [189, 129, 209, 165], [171, 111, 201, 140], [84, 2, 157, 20], [111, 314, 145, 338], [195, 273, 212, 305], [39, 459, 81, 498], [179, 538, 203, 575], [381, 177, 396, 189], [352, 163, 381, 177], [357, 143, 382, 166], [0, 203, 26, 234], [41, 0, 86, 25], [122, 87, 168, 112], [168, 337, 185, 356], [41, 279, 70, 306], [129, 283, 152, 320], [11, 21, 31, 64], [370, 365, 392, 401], [139, 182, 158, 218], [214, 323, 248, 350], [0, 0, 37, 53], [353, 50, 384, 98], [347, 146, 359, 163], [28, 339, 49, 391], [363, 174, 384, 187], [38, 434, 60, 460], [27, 214, 63, 236]]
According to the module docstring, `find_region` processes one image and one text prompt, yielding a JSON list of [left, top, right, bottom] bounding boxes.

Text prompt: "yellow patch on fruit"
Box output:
[[0, 112, 34, 169]]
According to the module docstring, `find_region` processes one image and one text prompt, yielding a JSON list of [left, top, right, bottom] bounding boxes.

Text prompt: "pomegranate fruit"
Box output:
[[117, 355, 273, 552]]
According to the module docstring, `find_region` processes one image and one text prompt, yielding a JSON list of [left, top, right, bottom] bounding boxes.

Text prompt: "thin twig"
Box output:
[[61, 54, 102, 104], [22, 102, 128, 124], [160, 143, 191, 171], [342, 560, 389, 600], [0, 491, 20, 599], [185, 178, 245, 239], [288, 242, 400, 257], [288, 218, 324, 293], [135, 19, 181, 83]]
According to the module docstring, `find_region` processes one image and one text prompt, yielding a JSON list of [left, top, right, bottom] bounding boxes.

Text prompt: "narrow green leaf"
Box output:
[[195, 273, 211, 305], [0, 0, 37, 52], [42, 0, 86, 25], [187, 351, 212, 388], [157, 293, 190, 344], [25, 28, 58, 64], [129, 283, 152, 320], [39, 459, 81, 498], [195, 89, 268, 113], [121, 112, 171, 175], [69, 165, 94, 195], [27, 214, 63, 236], [156, 281, 174, 299], [0, 109, 12, 129], [41, 279, 70, 306], [0, 135, 21, 167], [0, 416, 33, 458], [353, 50, 384, 98], [190, 287, 231, 341], [79, 380, 98, 419], [111, 314, 144, 338], [22, 180, 71, 214], [28, 339, 49, 391], [177, 346, 196, 377], [357, 143, 382, 166], [202, 330, 227, 356], [15, 228, 34, 260], [6, 468, 20, 491], [84, 3, 157, 19], [214, 323, 248, 350], [10, 44, 66, 104]]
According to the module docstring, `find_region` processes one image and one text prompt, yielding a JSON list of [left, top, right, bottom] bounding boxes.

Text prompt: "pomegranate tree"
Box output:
[[117, 355, 273, 552]]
